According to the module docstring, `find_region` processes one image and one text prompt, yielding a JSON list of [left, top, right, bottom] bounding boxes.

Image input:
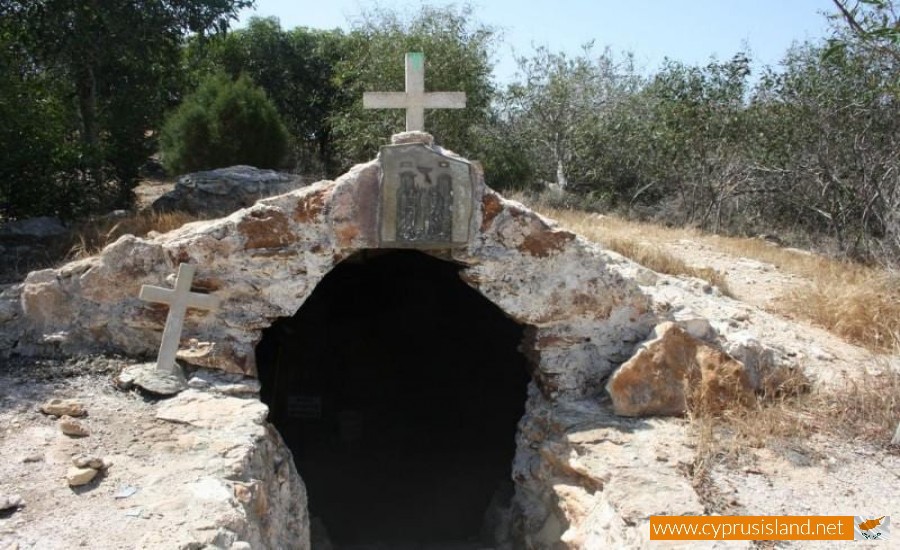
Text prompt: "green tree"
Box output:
[[633, 54, 753, 226], [328, 4, 497, 170], [467, 108, 536, 191], [160, 73, 289, 174], [750, 42, 899, 260], [828, 0, 900, 64], [187, 17, 348, 177], [507, 45, 623, 188], [0, 0, 253, 213], [0, 27, 82, 219]]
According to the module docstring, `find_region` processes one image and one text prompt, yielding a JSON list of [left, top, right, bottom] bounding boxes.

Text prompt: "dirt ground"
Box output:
[[0, 357, 163, 549]]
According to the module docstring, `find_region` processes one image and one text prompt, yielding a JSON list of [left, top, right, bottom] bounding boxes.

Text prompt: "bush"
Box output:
[[160, 73, 289, 174]]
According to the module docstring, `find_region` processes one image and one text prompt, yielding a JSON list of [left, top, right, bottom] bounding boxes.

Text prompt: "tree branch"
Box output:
[[831, 0, 869, 37]]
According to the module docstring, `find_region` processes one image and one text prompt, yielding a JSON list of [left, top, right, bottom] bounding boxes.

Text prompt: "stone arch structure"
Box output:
[[13, 134, 653, 401], [5, 133, 659, 546]]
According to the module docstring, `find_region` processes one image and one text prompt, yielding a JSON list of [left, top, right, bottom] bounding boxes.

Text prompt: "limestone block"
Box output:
[[58, 415, 89, 437], [40, 398, 86, 417], [66, 466, 98, 486], [723, 331, 778, 390], [21, 270, 72, 328], [606, 322, 754, 417], [672, 307, 716, 341]]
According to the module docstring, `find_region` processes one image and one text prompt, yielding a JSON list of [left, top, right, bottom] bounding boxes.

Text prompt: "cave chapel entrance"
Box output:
[[256, 249, 531, 547]]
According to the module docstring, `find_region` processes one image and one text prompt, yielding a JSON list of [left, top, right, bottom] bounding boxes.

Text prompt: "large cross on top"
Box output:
[[139, 263, 220, 373], [363, 52, 466, 132]]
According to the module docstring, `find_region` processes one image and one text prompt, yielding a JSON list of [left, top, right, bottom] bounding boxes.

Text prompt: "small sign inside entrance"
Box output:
[[287, 395, 323, 420]]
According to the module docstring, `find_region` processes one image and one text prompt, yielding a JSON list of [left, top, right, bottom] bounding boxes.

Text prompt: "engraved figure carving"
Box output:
[[434, 173, 452, 239], [397, 171, 419, 240], [396, 166, 453, 242], [379, 143, 474, 248]]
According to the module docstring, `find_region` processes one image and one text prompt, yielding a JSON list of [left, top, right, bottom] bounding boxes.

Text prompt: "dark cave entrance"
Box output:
[[256, 250, 531, 547]]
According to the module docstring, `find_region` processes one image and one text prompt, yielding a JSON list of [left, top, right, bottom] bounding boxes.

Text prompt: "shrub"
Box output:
[[160, 73, 289, 174]]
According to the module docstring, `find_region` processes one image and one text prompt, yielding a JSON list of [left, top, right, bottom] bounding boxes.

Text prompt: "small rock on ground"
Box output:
[[66, 466, 98, 487], [117, 362, 187, 396], [59, 415, 89, 437], [39, 398, 86, 417], [72, 455, 105, 470]]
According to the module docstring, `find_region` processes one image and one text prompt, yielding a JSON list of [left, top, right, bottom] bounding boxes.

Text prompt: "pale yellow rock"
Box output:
[[40, 398, 86, 417], [66, 466, 98, 487], [58, 415, 89, 437]]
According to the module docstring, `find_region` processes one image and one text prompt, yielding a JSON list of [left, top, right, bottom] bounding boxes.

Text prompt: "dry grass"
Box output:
[[779, 269, 900, 351], [68, 211, 199, 259], [690, 366, 900, 471], [517, 197, 900, 354], [526, 202, 733, 297], [687, 365, 898, 517], [603, 236, 733, 297], [703, 232, 900, 351]]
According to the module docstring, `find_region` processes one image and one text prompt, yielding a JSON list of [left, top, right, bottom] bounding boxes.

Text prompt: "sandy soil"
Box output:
[[0, 357, 163, 549]]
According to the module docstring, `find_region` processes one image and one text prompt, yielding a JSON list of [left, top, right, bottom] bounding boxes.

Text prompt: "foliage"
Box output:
[[749, 42, 899, 261], [507, 34, 898, 264], [505, 45, 641, 189], [466, 88, 538, 191], [160, 73, 289, 174], [0, 0, 252, 217], [619, 54, 753, 227], [328, 4, 497, 170], [827, 0, 900, 65], [0, 31, 72, 219], [186, 17, 348, 176]]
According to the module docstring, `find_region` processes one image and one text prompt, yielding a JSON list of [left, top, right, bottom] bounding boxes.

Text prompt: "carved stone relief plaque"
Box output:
[[379, 144, 474, 248]]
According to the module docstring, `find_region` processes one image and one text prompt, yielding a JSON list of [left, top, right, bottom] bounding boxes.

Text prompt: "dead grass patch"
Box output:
[[516, 198, 900, 353], [685, 365, 898, 516], [689, 366, 900, 472], [522, 200, 733, 297], [779, 269, 900, 352], [603, 236, 733, 297], [706, 233, 900, 352], [68, 211, 199, 259]]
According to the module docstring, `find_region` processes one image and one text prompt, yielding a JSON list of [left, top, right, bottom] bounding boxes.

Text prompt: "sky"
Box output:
[[236, 0, 837, 82]]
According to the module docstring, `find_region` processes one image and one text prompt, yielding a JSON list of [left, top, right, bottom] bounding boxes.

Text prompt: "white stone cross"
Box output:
[[139, 263, 220, 373], [363, 52, 466, 132]]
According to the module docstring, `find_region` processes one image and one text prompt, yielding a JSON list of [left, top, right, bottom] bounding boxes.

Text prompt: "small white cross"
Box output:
[[363, 52, 466, 132], [139, 263, 220, 373]]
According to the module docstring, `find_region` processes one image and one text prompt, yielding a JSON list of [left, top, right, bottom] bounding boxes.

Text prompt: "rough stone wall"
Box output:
[[4, 149, 654, 401], [510, 387, 709, 549], [145, 388, 311, 549], [0, 139, 666, 547]]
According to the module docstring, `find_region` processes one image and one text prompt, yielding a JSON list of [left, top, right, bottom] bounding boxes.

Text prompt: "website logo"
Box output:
[[854, 515, 890, 541]]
